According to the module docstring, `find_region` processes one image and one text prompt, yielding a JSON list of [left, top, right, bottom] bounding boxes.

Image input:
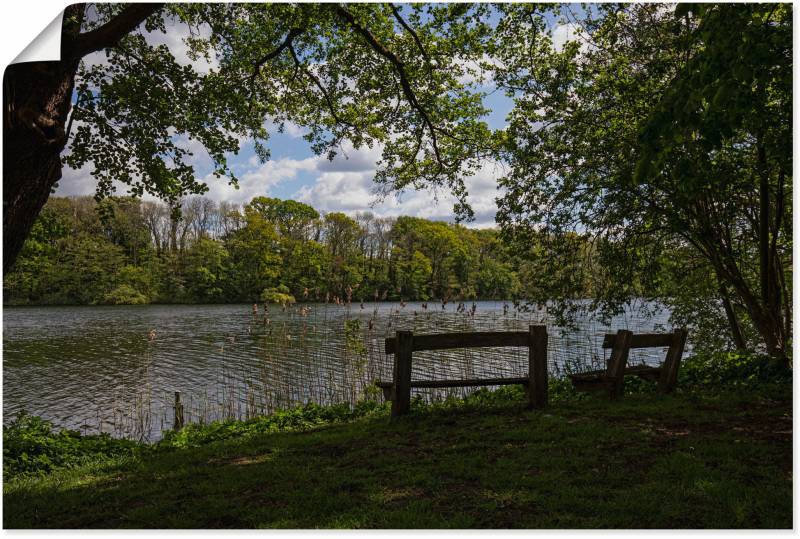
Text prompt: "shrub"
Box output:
[[3, 412, 139, 479], [679, 351, 791, 390], [103, 284, 149, 305], [260, 285, 296, 305]]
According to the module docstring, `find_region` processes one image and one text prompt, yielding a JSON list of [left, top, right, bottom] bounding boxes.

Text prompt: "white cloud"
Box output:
[[551, 22, 593, 55], [552, 23, 579, 52], [283, 122, 308, 139], [264, 120, 309, 140], [455, 54, 504, 88], [201, 156, 318, 204], [79, 16, 218, 74], [144, 19, 218, 74], [56, 146, 504, 227], [292, 144, 504, 228], [174, 135, 214, 171]]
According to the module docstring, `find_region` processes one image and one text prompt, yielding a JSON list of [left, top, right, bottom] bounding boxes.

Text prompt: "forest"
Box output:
[[3, 3, 791, 360], [3, 195, 521, 305]]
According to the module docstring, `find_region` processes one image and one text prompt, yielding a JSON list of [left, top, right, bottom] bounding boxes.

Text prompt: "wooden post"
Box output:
[[659, 328, 688, 393], [391, 330, 414, 418], [174, 391, 184, 430], [607, 330, 633, 399], [528, 325, 548, 409]]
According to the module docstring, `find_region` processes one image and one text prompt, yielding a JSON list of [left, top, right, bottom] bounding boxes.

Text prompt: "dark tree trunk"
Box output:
[[3, 59, 79, 273], [718, 280, 747, 351], [3, 3, 163, 274]]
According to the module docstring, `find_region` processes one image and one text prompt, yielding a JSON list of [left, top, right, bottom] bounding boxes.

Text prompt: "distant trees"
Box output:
[[4, 195, 521, 305]]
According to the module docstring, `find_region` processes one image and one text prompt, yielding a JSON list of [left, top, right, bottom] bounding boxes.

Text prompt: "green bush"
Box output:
[[679, 351, 791, 390], [158, 400, 389, 449], [260, 285, 296, 305], [103, 284, 149, 305], [3, 412, 139, 479]]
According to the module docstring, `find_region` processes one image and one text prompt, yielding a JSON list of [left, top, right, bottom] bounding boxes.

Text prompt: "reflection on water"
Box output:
[[3, 301, 674, 440]]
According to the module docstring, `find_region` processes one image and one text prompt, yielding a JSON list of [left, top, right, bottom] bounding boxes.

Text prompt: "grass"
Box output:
[[4, 381, 792, 529]]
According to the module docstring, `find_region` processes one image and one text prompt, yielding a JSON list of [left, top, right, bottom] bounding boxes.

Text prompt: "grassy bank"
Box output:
[[3, 353, 793, 528]]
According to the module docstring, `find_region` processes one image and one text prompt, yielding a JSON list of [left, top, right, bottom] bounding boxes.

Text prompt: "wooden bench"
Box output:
[[377, 325, 548, 418], [568, 328, 688, 397]]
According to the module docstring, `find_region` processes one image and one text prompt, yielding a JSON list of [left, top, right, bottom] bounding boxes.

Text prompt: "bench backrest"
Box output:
[[603, 328, 688, 395], [385, 331, 529, 354], [384, 326, 549, 417]]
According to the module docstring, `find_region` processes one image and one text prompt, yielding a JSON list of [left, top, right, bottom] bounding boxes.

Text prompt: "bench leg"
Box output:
[[391, 331, 413, 418], [608, 330, 633, 399], [659, 328, 688, 393]]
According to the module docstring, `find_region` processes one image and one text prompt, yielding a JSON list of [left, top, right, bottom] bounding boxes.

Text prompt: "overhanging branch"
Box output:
[[67, 3, 165, 61], [331, 4, 450, 170]]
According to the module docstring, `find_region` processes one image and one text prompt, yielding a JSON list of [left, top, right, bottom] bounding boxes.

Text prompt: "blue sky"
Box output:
[[57, 7, 579, 228]]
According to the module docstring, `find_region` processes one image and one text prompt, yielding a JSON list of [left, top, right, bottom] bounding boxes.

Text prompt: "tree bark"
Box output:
[[3, 60, 79, 273], [718, 280, 747, 351]]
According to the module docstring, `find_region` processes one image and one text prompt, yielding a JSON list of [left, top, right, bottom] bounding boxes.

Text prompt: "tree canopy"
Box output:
[[4, 195, 521, 305], [4, 2, 496, 271], [65, 2, 496, 216], [489, 3, 791, 358]]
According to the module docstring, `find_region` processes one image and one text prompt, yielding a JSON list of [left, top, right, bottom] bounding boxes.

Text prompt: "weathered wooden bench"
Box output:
[[377, 325, 549, 418], [568, 328, 688, 398]]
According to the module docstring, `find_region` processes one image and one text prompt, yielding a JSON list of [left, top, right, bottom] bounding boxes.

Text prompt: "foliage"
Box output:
[[4, 196, 517, 305], [679, 351, 792, 392], [260, 287, 296, 305], [158, 400, 388, 450], [489, 4, 791, 357], [3, 412, 139, 479], [102, 284, 149, 305], [62, 3, 494, 216]]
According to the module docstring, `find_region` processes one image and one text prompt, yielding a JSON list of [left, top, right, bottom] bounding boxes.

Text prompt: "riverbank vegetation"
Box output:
[[3, 195, 520, 306], [4, 352, 791, 528]]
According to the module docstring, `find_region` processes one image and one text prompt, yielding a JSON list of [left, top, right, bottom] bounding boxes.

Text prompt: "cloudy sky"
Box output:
[[57, 10, 578, 229]]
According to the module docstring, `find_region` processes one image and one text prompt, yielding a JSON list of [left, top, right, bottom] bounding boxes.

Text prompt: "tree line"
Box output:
[[3, 195, 519, 306]]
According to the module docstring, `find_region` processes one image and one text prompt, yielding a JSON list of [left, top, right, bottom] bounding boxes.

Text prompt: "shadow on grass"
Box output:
[[4, 392, 792, 529]]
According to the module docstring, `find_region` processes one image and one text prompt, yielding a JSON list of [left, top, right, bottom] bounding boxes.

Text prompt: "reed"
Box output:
[[79, 301, 672, 441]]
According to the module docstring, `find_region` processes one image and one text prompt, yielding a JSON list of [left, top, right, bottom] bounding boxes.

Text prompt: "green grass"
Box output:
[[4, 383, 792, 528]]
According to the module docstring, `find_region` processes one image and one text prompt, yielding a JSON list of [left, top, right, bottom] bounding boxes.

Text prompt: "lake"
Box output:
[[3, 301, 674, 440]]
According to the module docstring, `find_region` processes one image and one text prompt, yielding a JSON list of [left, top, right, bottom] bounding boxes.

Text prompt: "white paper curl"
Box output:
[[11, 10, 63, 64]]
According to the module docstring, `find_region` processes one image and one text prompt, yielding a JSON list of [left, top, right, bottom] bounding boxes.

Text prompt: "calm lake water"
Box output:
[[4, 301, 674, 440]]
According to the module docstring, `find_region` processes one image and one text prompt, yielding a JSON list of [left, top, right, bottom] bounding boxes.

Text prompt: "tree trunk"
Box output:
[[3, 3, 163, 274], [718, 280, 747, 351], [3, 60, 79, 273]]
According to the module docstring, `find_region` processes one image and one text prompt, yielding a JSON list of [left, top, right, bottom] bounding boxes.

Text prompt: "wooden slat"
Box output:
[[601, 333, 674, 349], [376, 376, 529, 390], [659, 328, 688, 393], [385, 331, 529, 354]]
